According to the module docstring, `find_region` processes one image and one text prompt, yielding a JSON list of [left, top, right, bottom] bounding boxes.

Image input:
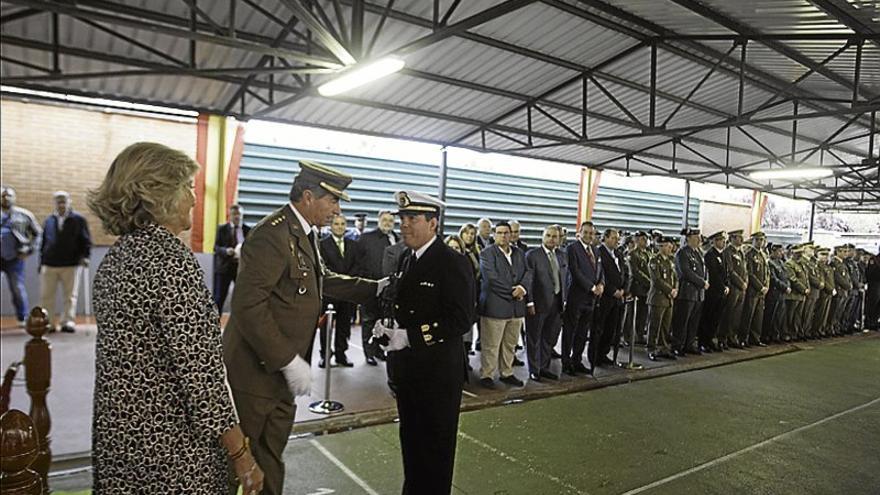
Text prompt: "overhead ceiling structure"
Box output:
[[1, 0, 878, 210]]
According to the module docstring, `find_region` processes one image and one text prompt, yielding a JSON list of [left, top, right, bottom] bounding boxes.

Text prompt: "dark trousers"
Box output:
[[740, 292, 765, 344], [562, 298, 595, 367], [1, 257, 29, 321], [803, 291, 821, 337], [359, 301, 382, 359], [830, 295, 848, 334], [524, 295, 562, 374], [213, 269, 236, 312], [647, 304, 673, 354], [813, 293, 833, 336], [387, 347, 463, 495], [589, 296, 622, 366], [671, 298, 701, 352], [719, 288, 745, 344], [761, 296, 784, 342], [229, 392, 295, 495], [699, 291, 727, 347], [320, 299, 353, 358], [784, 298, 804, 339], [623, 295, 649, 344], [846, 291, 863, 331]]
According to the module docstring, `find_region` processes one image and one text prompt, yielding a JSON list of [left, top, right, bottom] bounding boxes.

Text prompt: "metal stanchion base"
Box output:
[[616, 361, 644, 370], [309, 400, 345, 414]]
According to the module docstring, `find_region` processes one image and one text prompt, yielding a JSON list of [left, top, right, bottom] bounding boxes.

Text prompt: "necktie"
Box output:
[[400, 250, 416, 277], [235, 225, 244, 244], [336, 237, 345, 256], [586, 245, 595, 267], [548, 250, 561, 295]]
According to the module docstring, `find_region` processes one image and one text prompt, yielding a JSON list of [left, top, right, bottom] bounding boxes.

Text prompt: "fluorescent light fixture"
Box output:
[[749, 167, 834, 181], [318, 57, 405, 97]]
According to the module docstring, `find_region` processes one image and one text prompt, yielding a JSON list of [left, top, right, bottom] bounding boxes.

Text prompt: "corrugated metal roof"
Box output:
[[1, 0, 876, 207]]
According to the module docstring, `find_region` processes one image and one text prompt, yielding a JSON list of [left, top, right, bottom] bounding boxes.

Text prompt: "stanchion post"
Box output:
[[617, 297, 644, 371], [24, 307, 51, 493], [309, 305, 344, 415]]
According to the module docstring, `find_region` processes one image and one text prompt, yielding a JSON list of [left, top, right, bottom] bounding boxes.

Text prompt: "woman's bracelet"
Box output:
[[229, 436, 250, 461]]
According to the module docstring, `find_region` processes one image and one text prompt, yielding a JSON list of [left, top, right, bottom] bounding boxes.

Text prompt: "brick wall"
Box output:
[[0, 98, 197, 246]]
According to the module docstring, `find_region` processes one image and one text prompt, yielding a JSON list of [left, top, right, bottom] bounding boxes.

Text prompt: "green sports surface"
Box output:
[[281, 337, 880, 495]]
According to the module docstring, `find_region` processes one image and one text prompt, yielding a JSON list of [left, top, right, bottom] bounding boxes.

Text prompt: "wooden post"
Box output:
[[0, 409, 42, 494], [23, 308, 51, 494]]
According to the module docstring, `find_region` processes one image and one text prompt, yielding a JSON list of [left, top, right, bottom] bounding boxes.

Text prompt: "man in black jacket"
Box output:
[[213, 204, 250, 312], [40, 191, 91, 333], [372, 190, 474, 495], [319, 213, 359, 367], [700, 231, 730, 351], [671, 228, 707, 356], [354, 209, 399, 365], [591, 228, 626, 369], [562, 221, 604, 375], [525, 225, 566, 382], [763, 243, 790, 342]]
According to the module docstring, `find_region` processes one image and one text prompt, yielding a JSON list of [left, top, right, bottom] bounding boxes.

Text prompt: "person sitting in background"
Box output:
[[1, 186, 42, 327], [40, 190, 91, 333], [87, 142, 263, 494], [213, 204, 250, 313]]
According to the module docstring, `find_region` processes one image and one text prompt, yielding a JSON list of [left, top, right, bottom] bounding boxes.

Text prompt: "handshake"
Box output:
[[372, 321, 410, 352]]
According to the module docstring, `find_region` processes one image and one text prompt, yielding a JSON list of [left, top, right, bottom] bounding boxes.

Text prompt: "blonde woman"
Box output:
[[88, 143, 263, 494]]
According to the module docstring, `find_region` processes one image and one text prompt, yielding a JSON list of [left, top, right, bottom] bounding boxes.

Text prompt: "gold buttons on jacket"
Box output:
[[421, 324, 430, 333]]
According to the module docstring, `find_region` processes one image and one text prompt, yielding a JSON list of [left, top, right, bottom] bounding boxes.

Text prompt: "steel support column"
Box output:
[[681, 179, 691, 230], [439, 147, 449, 233], [808, 202, 816, 241]]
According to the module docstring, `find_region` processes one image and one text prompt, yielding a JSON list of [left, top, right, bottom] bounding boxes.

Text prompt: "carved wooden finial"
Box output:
[[0, 409, 42, 494]]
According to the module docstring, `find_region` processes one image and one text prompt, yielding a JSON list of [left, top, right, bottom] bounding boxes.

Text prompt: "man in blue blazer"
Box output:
[[562, 221, 604, 376], [478, 221, 533, 388], [525, 225, 566, 381]]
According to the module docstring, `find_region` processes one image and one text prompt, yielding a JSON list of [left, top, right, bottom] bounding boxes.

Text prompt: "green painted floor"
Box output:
[[286, 337, 880, 495], [52, 336, 880, 494]]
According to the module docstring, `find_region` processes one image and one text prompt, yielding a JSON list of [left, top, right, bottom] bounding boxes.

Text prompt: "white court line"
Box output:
[[458, 431, 590, 495], [620, 396, 880, 495], [309, 439, 380, 495]]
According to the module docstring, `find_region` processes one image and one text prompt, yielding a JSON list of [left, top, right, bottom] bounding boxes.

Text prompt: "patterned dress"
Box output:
[[92, 224, 236, 493]]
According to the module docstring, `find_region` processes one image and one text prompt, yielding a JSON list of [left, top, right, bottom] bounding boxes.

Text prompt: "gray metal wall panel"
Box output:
[[238, 145, 699, 245]]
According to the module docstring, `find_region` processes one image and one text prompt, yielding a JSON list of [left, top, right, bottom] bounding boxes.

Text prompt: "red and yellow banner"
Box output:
[[577, 167, 601, 226]]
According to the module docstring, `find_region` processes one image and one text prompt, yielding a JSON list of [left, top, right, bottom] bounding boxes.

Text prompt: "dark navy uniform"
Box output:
[[385, 191, 475, 495]]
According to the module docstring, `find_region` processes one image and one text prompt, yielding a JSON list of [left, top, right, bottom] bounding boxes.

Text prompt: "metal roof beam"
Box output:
[[0, 7, 43, 25], [666, 0, 877, 102], [807, 0, 880, 49], [2, 0, 342, 68]]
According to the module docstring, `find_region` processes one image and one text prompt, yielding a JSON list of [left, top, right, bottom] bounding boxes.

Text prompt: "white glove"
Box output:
[[280, 355, 311, 397], [374, 321, 409, 352], [234, 243, 242, 259], [376, 277, 390, 296]]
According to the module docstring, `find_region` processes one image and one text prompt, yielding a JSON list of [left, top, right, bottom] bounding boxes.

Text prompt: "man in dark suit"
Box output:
[[510, 219, 529, 252], [354, 209, 400, 365], [478, 221, 533, 388], [319, 213, 359, 367], [562, 221, 604, 375], [591, 228, 626, 369], [372, 190, 474, 495], [700, 231, 730, 351], [525, 225, 566, 381], [671, 227, 708, 356], [213, 204, 250, 312], [476, 217, 494, 249]]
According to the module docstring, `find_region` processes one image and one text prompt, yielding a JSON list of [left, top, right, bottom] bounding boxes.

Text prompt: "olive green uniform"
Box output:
[[783, 257, 809, 340], [647, 253, 677, 356], [719, 245, 748, 345], [830, 256, 852, 335], [802, 257, 824, 338], [813, 261, 835, 337], [625, 247, 651, 344], [740, 245, 770, 345]]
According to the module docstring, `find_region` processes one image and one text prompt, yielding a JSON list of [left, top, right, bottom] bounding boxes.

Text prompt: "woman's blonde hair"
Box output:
[[88, 142, 199, 235]]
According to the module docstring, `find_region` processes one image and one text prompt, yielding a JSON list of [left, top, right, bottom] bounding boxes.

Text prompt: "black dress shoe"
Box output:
[[551, 350, 562, 359], [335, 356, 354, 367], [475, 342, 482, 351], [756, 342, 767, 347], [512, 357, 525, 367], [479, 377, 495, 389], [529, 373, 541, 382], [539, 370, 558, 380], [563, 365, 578, 377], [599, 357, 615, 365], [673, 349, 686, 357], [700, 345, 713, 354], [572, 362, 591, 375], [375, 350, 387, 361], [501, 375, 525, 386], [60, 324, 75, 333], [318, 358, 327, 369], [365, 356, 378, 366], [662, 352, 677, 360], [515, 344, 523, 350]]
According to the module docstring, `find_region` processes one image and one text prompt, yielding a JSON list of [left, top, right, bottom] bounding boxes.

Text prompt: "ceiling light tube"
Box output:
[[318, 57, 405, 97], [749, 167, 834, 181]]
